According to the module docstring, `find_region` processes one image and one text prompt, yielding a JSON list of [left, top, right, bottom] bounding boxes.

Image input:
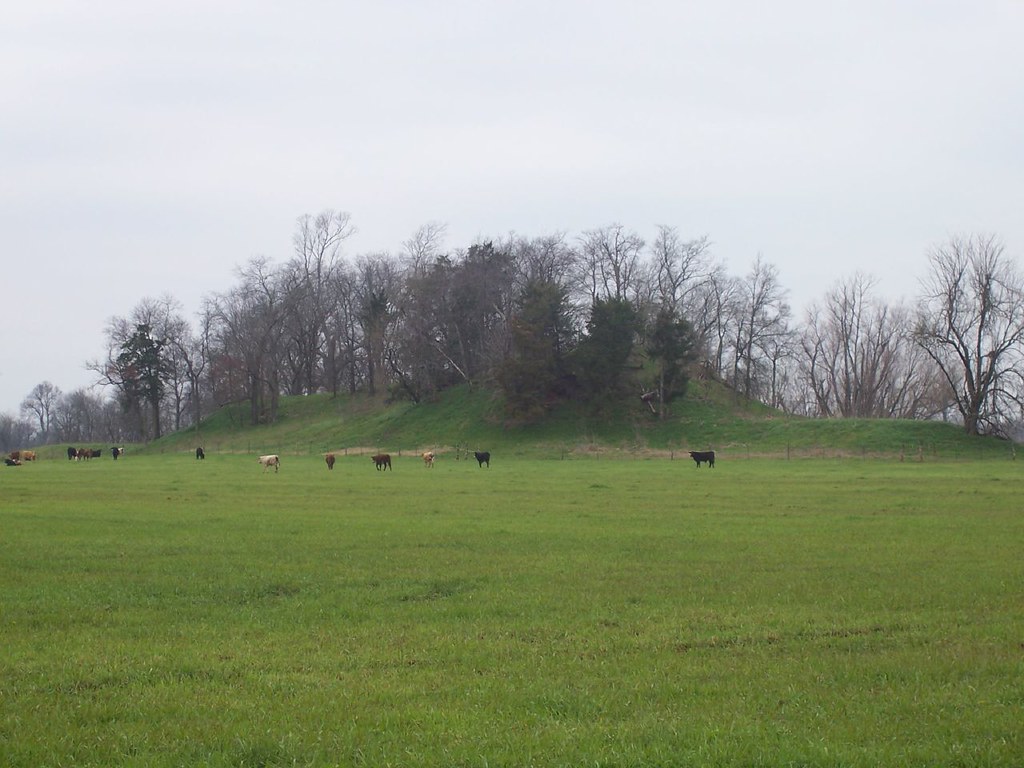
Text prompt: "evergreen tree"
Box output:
[[497, 280, 572, 421], [572, 298, 639, 405], [646, 307, 697, 418], [115, 323, 168, 439]]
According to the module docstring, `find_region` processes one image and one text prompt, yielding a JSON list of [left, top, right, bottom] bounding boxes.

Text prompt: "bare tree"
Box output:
[[650, 226, 712, 314], [508, 232, 578, 293], [162, 303, 209, 433], [914, 234, 1024, 435], [52, 388, 108, 443], [283, 210, 354, 394], [448, 241, 517, 384], [20, 381, 62, 442], [98, 397, 132, 443], [390, 223, 453, 400], [729, 256, 791, 400], [0, 412, 34, 452], [402, 221, 448, 274], [392, 241, 516, 397], [355, 253, 401, 396], [800, 274, 934, 418], [683, 262, 738, 378], [393, 253, 447, 401], [207, 257, 289, 425], [575, 224, 646, 304], [322, 262, 362, 396]]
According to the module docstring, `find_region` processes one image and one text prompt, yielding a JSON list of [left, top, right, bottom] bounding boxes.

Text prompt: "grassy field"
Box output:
[[1, 451, 1022, 766]]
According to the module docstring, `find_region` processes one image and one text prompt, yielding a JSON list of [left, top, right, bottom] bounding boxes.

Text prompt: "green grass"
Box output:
[[2, 453, 1022, 766], [123, 381, 1015, 464]]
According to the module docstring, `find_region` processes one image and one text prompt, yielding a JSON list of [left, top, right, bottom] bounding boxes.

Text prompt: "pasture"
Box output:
[[1, 452, 1022, 766]]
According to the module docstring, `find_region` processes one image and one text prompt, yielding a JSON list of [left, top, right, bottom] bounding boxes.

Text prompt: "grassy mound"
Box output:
[[142, 381, 1015, 462]]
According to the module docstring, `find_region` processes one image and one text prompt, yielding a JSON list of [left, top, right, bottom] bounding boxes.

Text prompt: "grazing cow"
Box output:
[[325, 453, 336, 470], [67, 446, 77, 461], [90, 449, 102, 459], [422, 451, 435, 468], [5, 457, 21, 466], [8, 450, 20, 461], [688, 450, 715, 468], [258, 454, 280, 473], [474, 450, 490, 468], [371, 453, 391, 471], [195, 447, 205, 460], [20, 450, 36, 461]]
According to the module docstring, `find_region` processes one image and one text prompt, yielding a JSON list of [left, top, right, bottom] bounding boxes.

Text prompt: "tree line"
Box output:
[[5, 213, 1023, 450]]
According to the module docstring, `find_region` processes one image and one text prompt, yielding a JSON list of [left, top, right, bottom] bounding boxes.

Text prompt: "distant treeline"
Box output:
[[5, 217, 1022, 449]]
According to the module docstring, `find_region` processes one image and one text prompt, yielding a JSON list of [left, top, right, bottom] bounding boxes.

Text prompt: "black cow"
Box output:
[[688, 450, 715, 468], [5, 457, 21, 466], [67, 446, 77, 461], [111, 446, 122, 460], [196, 446, 205, 460], [474, 451, 490, 468]]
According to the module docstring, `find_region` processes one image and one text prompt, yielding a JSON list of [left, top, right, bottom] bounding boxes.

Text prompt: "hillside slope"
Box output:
[[145, 381, 1015, 461]]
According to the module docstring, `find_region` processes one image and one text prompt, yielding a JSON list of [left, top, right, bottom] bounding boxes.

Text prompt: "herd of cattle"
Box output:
[[4, 447, 122, 466], [66, 446, 123, 461], [5, 449, 36, 466], [5, 446, 491, 470], [322, 449, 491, 472], [7, 446, 715, 470], [253, 449, 490, 473]]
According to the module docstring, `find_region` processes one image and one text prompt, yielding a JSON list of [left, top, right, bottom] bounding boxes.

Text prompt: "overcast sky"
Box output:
[[3, 1, 1023, 415]]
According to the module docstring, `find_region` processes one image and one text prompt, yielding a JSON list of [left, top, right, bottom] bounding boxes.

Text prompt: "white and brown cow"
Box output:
[[422, 451, 435, 468], [258, 454, 280, 473]]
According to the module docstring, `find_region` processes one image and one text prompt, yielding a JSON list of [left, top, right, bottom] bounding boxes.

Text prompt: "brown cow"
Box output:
[[8, 450, 20, 461], [422, 451, 435, 468], [371, 453, 391, 471], [325, 453, 336, 470]]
